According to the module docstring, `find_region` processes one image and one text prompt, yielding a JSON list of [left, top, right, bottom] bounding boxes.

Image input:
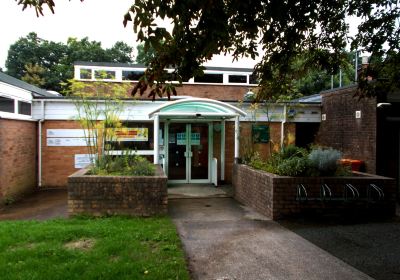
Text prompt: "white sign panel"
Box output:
[[47, 138, 92, 147], [47, 129, 90, 138], [75, 154, 97, 169]]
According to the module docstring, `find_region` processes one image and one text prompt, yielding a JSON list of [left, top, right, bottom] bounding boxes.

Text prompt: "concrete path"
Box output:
[[0, 189, 67, 220], [169, 198, 372, 280], [168, 184, 233, 199]]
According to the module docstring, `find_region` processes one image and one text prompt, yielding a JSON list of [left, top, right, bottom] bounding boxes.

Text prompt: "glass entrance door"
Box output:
[[168, 123, 187, 180], [167, 123, 210, 183], [190, 123, 209, 181]]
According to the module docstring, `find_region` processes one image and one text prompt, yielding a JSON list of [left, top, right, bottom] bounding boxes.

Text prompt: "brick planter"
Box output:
[[233, 164, 396, 220], [68, 165, 167, 217]]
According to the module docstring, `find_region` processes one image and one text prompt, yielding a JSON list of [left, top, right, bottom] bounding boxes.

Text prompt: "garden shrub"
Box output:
[[274, 156, 310, 176], [249, 145, 310, 176], [93, 152, 155, 176], [279, 145, 308, 160], [247, 145, 347, 177], [308, 147, 342, 176]]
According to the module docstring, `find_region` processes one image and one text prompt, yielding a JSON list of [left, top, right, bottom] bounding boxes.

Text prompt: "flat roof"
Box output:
[[73, 61, 254, 73]]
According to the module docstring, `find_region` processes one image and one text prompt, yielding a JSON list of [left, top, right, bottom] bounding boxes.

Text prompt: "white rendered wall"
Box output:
[[0, 81, 33, 120], [32, 99, 321, 123]]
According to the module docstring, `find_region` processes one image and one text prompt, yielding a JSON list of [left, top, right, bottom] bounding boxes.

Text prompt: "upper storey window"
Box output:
[[122, 70, 144, 81], [94, 70, 116, 80], [18, 101, 31, 115], [0, 96, 14, 113], [194, 73, 223, 83], [229, 75, 247, 83], [80, 68, 92, 79], [75, 65, 256, 86]]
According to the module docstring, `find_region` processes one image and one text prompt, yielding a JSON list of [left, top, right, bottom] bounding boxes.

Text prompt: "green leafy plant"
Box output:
[[71, 80, 154, 176], [264, 146, 310, 176], [273, 156, 310, 177], [279, 145, 308, 160], [94, 153, 155, 176], [247, 145, 347, 177], [248, 145, 310, 176]]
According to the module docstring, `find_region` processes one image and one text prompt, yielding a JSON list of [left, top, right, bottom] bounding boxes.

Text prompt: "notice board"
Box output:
[[252, 124, 270, 143]]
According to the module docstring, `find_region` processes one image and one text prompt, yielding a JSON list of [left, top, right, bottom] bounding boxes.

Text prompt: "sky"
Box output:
[[0, 0, 361, 71], [0, 0, 259, 70]]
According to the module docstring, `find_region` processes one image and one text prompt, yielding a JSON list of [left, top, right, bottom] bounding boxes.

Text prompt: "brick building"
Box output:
[[0, 72, 55, 202], [316, 85, 400, 197], [0, 62, 321, 198]]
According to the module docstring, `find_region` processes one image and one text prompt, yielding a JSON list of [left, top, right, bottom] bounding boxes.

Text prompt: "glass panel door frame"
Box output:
[[165, 121, 213, 184]]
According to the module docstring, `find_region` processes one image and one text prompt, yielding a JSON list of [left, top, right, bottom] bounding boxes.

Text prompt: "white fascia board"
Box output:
[[32, 99, 166, 121], [0, 82, 33, 101], [0, 111, 34, 121]]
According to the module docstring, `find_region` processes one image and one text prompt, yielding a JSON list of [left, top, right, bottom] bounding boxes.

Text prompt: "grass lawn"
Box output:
[[0, 216, 190, 280]]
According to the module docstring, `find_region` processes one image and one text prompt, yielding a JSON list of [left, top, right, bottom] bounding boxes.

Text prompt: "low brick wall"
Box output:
[[233, 164, 396, 220], [68, 165, 167, 216]]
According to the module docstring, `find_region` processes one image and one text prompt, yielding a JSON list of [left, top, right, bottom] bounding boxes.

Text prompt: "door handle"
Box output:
[[184, 151, 193, 158]]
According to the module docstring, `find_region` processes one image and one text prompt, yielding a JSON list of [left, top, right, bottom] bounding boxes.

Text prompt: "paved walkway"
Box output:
[[168, 184, 233, 199], [169, 198, 372, 280], [0, 189, 67, 220]]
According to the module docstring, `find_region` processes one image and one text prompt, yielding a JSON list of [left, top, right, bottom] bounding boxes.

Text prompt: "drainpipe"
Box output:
[[280, 104, 287, 148], [38, 100, 45, 188], [234, 116, 240, 163], [153, 114, 159, 164]]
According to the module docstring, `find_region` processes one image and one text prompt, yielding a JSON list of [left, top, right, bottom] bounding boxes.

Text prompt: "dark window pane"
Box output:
[[194, 74, 223, 83], [163, 71, 178, 82], [0, 96, 14, 113], [80, 68, 92, 79], [18, 101, 31, 115], [163, 71, 189, 82], [249, 74, 258, 85], [94, 70, 116, 80], [122, 70, 144, 81], [229, 75, 247, 83]]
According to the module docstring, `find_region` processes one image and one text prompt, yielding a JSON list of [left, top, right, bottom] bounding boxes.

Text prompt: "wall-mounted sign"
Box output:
[[252, 124, 270, 143], [47, 138, 92, 147], [74, 154, 97, 169], [175, 132, 201, 145], [115, 128, 148, 141], [177, 133, 186, 145], [47, 129, 89, 138], [191, 133, 200, 145]]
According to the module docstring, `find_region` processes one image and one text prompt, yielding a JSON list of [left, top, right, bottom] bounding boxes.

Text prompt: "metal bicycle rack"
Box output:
[[344, 183, 360, 201], [367, 183, 384, 202], [296, 183, 385, 203]]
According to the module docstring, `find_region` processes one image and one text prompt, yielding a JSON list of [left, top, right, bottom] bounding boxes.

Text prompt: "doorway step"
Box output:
[[168, 184, 232, 199]]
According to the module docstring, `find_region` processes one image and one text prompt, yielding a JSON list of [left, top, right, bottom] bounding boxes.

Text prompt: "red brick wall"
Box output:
[[175, 84, 252, 100], [68, 165, 167, 216], [233, 164, 396, 220], [79, 81, 253, 101], [41, 121, 87, 188], [316, 86, 377, 173], [0, 119, 37, 202]]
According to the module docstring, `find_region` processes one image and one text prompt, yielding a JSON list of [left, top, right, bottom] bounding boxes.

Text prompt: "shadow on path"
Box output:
[[279, 215, 400, 280]]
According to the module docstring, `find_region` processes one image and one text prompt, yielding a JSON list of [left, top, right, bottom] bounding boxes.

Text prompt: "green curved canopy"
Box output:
[[148, 98, 246, 119]]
